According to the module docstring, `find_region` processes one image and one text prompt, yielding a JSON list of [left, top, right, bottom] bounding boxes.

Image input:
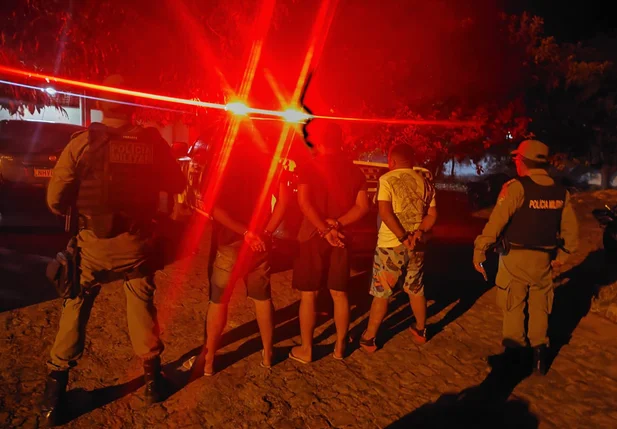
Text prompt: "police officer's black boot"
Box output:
[[41, 370, 69, 427], [533, 344, 548, 376], [143, 356, 166, 405]]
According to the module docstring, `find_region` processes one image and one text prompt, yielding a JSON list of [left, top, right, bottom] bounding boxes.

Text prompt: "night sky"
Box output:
[[504, 1, 616, 42]]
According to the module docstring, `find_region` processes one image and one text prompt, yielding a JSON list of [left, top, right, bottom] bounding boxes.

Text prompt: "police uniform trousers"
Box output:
[[495, 249, 554, 348], [48, 230, 163, 371]]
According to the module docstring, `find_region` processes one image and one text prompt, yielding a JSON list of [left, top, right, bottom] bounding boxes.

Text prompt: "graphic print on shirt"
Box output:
[[384, 172, 434, 231]]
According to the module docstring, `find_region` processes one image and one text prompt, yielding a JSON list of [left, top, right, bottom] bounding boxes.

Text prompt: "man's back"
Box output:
[[377, 168, 435, 248], [216, 148, 277, 245], [296, 153, 367, 241]]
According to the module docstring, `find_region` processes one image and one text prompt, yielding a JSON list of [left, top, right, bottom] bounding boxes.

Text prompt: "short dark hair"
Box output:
[[522, 157, 548, 169], [389, 143, 415, 164]]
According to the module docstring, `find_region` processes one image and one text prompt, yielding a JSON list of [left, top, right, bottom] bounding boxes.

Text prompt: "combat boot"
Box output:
[[143, 356, 166, 405], [489, 346, 531, 378], [41, 370, 69, 427], [533, 344, 548, 376]]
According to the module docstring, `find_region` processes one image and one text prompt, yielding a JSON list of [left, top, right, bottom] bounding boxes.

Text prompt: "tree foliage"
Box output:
[[1, 1, 615, 177], [0, 0, 290, 120]]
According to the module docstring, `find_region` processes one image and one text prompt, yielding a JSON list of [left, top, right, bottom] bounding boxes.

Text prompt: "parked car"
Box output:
[[593, 203, 617, 256], [0, 120, 85, 213], [466, 173, 512, 210]]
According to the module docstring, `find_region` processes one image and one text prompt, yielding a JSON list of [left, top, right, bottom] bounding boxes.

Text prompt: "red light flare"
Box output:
[[154, 0, 279, 336], [263, 68, 290, 107], [198, 0, 277, 219], [238, 0, 276, 99], [312, 113, 481, 127], [233, 0, 340, 250], [0, 65, 226, 111], [205, 0, 280, 308], [163, 0, 235, 97], [217, 0, 342, 308], [0, 65, 480, 128], [222, 0, 341, 282], [291, 0, 339, 104]]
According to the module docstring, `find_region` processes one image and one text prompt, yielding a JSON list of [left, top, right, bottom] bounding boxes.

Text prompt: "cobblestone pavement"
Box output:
[[2, 198, 617, 428]]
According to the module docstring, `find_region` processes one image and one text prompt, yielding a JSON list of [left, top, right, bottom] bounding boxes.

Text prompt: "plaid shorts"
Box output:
[[370, 245, 425, 298]]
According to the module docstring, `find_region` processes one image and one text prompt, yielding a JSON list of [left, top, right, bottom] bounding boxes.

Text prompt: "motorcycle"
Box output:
[[592, 203, 617, 255]]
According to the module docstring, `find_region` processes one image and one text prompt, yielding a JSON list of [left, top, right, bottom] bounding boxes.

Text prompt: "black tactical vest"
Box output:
[[76, 123, 160, 237], [505, 176, 567, 249]]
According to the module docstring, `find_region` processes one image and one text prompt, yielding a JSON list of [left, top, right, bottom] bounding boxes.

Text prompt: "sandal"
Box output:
[[288, 349, 311, 364], [359, 330, 378, 354], [409, 325, 427, 346], [182, 355, 197, 371], [182, 352, 214, 376]]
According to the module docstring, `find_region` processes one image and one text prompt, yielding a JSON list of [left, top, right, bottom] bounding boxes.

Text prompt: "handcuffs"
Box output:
[[318, 220, 341, 238], [398, 229, 426, 243]]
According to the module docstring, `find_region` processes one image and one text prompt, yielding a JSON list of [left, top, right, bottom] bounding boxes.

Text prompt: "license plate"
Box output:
[[34, 168, 53, 178]]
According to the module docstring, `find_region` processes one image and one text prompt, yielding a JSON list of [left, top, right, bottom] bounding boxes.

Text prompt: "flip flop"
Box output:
[[332, 352, 344, 361], [288, 349, 310, 365], [183, 354, 214, 376], [182, 355, 197, 371]]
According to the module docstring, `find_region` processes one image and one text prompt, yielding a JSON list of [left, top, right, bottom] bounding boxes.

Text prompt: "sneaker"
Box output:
[[409, 325, 427, 345]]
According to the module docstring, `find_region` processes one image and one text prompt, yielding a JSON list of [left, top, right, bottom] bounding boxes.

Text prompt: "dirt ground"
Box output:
[[1, 191, 617, 428]]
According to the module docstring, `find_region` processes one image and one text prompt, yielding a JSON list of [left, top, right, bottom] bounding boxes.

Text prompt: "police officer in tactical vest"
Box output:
[[473, 140, 578, 375], [41, 75, 186, 425]]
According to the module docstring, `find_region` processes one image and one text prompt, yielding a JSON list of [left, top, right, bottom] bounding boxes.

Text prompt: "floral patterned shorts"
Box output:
[[370, 245, 425, 298]]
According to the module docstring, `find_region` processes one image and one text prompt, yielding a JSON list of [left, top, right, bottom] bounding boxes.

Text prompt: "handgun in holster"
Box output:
[[46, 206, 81, 299], [492, 235, 511, 256]]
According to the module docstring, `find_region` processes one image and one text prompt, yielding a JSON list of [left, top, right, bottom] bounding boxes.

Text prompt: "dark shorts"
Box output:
[[292, 235, 351, 292], [210, 240, 271, 304]]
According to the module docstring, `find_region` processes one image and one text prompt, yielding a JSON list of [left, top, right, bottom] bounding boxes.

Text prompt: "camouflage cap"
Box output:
[[511, 140, 549, 162]]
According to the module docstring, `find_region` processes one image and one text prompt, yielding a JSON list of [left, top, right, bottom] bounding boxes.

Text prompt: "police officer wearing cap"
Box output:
[[41, 75, 186, 425], [473, 140, 578, 375]]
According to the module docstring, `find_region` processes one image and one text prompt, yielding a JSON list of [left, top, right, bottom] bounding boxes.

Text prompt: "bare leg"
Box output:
[[253, 299, 274, 366], [290, 291, 317, 362], [363, 296, 389, 340], [409, 294, 427, 330], [329, 290, 350, 358], [204, 302, 228, 374]]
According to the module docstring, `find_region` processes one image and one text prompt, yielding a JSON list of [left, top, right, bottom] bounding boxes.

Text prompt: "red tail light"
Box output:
[[49, 155, 58, 162]]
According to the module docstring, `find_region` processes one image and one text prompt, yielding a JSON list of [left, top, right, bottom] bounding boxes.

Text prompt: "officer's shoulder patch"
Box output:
[[497, 179, 521, 204], [70, 129, 88, 140]]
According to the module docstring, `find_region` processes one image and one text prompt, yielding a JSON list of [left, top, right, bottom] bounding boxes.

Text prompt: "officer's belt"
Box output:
[[509, 243, 554, 252], [508, 243, 567, 253], [88, 263, 152, 285]]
